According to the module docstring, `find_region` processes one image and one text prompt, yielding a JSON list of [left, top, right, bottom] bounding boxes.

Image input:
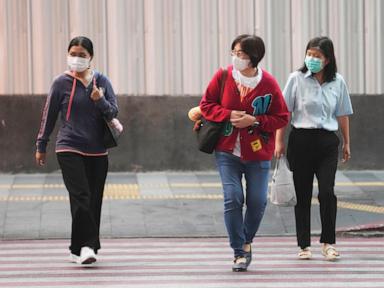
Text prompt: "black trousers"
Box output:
[[287, 127, 339, 249], [57, 152, 108, 255]]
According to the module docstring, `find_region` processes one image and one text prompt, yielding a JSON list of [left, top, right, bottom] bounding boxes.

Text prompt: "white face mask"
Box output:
[[232, 55, 250, 71], [67, 56, 90, 72]]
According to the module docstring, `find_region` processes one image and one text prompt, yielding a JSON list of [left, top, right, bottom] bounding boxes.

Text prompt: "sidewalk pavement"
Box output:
[[0, 170, 383, 240]]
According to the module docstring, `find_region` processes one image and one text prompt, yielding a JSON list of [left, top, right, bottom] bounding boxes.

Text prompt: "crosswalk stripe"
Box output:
[[0, 237, 383, 287]]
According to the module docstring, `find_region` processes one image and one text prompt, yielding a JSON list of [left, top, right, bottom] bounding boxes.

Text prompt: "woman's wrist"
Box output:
[[251, 116, 260, 127]]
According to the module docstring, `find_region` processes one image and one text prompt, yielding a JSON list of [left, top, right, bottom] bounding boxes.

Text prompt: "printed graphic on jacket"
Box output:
[[252, 94, 272, 116], [222, 122, 233, 136]]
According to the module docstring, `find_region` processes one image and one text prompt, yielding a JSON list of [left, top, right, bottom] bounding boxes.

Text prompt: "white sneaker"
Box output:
[[79, 247, 97, 265], [69, 253, 80, 263]]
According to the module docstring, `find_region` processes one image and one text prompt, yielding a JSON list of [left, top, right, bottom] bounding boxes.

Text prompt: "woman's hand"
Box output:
[[274, 140, 285, 158], [337, 116, 351, 163], [230, 111, 256, 129], [90, 79, 104, 101], [341, 143, 351, 163], [35, 152, 46, 166], [230, 110, 246, 120]]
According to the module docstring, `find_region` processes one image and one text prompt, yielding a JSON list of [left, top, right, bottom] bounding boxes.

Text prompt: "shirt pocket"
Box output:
[[302, 87, 322, 117], [323, 86, 339, 115]]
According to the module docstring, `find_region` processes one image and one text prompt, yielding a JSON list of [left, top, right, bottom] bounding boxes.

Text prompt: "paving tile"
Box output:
[[0, 171, 383, 240], [137, 172, 172, 196]]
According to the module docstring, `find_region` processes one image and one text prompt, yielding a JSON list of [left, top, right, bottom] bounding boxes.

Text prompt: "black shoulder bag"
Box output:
[[93, 78, 123, 149], [196, 69, 228, 154]]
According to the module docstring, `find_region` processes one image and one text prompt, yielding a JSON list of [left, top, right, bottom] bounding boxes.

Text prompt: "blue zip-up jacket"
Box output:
[[36, 71, 118, 155]]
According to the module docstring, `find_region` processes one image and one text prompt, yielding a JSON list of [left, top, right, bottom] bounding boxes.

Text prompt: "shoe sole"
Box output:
[[322, 254, 339, 261], [232, 267, 247, 272], [298, 255, 312, 260], [81, 257, 97, 265]]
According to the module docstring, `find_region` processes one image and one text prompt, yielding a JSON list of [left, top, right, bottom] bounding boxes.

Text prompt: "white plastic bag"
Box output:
[[269, 156, 297, 206]]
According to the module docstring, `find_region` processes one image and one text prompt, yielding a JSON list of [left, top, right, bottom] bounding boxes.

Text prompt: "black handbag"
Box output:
[[196, 69, 228, 154], [103, 119, 122, 149], [196, 118, 224, 153]]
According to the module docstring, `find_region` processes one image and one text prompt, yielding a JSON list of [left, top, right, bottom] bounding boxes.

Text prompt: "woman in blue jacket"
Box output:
[[35, 36, 118, 265]]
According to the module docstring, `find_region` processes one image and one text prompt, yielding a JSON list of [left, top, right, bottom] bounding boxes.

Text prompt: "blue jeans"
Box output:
[[215, 151, 270, 257]]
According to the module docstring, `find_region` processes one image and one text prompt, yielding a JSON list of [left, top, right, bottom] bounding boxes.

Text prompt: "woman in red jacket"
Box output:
[[200, 34, 289, 272]]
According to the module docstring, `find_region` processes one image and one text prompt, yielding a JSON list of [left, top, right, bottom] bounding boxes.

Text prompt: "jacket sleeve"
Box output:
[[199, 69, 232, 122], [36, 79, 62, 153], [95, 75, 118, 121], [257, 83, 289, 132]]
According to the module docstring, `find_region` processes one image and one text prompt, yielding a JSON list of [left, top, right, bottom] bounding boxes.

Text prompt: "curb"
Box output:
[[336, 223, 384, 238]]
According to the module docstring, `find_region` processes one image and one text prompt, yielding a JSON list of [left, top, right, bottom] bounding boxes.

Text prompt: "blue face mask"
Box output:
[[304, 56, 323, 73]]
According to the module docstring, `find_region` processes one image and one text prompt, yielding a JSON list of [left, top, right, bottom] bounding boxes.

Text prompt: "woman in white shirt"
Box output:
[[275, 36, 353, 261]]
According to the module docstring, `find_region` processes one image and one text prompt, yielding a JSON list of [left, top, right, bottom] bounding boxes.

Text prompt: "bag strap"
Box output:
[[275, 157, 280, 170], [218, 69, 227, 104], [66, 77, 77, 121], [66, 73, 97, 121]]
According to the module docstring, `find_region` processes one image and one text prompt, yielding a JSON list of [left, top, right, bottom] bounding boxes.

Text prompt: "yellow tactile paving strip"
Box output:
[[0, 182, 383, 214], [1, 181, 383, 190], [337, 201, 384, 214]]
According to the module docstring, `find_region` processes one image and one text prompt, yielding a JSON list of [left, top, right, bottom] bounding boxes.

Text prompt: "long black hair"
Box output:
[[299, 36, 337, 82], [68, 36, 94, 58], [231, 34, 265, 68]]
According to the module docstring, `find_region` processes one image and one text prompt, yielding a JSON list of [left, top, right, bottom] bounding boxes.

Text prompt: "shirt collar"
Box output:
[[232, 66, 262, 80], [304, 70, 312, 78], [232, 66, 262, 89]]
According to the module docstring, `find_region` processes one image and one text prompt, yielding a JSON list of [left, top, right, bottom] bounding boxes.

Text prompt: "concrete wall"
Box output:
[[2, 0, 384, 95], [0, 95, 382, 173]]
